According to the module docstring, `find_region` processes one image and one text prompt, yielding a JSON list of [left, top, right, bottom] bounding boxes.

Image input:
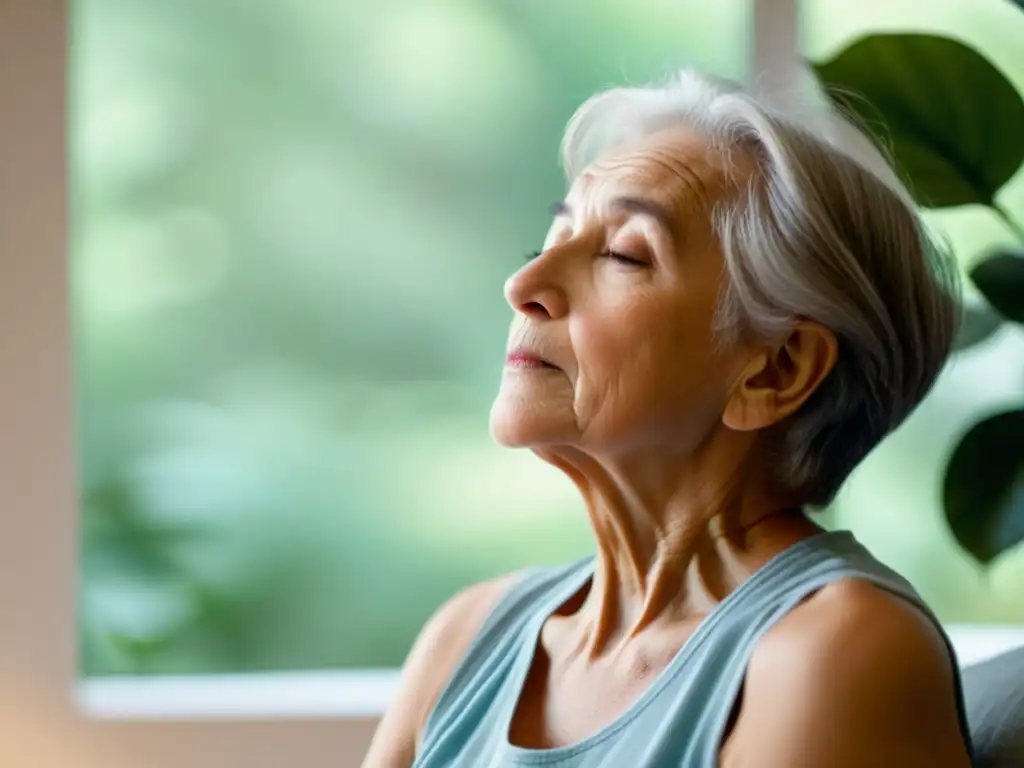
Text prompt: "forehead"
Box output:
[[569, 130, 736, 219]]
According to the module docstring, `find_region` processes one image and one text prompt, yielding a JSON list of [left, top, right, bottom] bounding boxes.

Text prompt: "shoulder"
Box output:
[[758, 578, 950, 674], [361, 571, 525, 768], [723, 578, 970, 768], [409, 571, 525, 703]]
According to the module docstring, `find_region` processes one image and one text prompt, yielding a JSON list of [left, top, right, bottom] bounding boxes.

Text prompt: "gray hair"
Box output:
[[561, 69, 962, 507]]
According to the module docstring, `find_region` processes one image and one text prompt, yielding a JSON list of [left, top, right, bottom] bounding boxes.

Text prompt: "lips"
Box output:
[[505, 349, 559, 369]]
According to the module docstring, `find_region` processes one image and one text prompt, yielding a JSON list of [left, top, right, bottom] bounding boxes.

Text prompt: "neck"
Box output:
[[535, 440, 820, 657]]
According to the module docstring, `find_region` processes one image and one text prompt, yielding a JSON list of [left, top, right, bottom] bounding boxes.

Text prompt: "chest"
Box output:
[[507, 628, 700, 751]]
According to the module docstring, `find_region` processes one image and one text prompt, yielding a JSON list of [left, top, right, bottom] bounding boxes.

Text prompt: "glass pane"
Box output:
[[73, 0, 750, 675], [802, 0, 1024, 622]]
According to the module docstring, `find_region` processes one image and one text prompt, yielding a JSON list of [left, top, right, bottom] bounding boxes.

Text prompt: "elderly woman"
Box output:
[[362, 70, 974, 767]]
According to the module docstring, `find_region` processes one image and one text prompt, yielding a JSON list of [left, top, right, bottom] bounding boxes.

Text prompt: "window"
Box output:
[[72, 0, 751, 679]]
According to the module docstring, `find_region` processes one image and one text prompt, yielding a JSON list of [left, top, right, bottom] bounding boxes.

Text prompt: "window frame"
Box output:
[[1, 2, 1020, 767]]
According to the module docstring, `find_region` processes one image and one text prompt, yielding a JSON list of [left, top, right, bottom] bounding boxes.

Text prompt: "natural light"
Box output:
[[2, 1, 1023, 767]]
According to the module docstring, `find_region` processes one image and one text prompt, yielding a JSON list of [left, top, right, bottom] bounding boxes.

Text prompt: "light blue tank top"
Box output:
[[414, 530, 974, 767]]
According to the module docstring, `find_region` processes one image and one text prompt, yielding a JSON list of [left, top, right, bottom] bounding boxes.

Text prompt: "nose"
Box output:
[[503, 252, 568, 320]]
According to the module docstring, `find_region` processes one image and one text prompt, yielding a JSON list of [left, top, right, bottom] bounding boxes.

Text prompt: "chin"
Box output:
[[488, 395, 575, 448], [488, 399, 535, 447]]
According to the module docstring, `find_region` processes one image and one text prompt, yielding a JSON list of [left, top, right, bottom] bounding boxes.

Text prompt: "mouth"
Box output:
[[505, 351, 559, 370]]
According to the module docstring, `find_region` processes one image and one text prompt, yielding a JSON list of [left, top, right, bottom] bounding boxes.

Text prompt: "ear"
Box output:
[[722, 321, 839, 432]]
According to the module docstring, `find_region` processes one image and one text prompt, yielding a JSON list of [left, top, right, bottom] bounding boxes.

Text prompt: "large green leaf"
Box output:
[[971, 248, 1024, 324], [943, 409, 1024, 565], [812, 34, 1024, 208]]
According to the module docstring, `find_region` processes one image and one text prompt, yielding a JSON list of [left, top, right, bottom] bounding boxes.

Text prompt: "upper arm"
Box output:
[[722, 580, 971, 768], [360, 572, 523, 768]]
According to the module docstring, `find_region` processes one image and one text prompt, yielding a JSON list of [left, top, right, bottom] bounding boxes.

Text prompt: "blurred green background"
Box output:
[[72, 0, 1024, 677]]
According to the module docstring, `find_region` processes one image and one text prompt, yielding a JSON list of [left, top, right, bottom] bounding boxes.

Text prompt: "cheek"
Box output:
[[570, 304, 666, 413], [573, 300, 724, 419], [576, 294, 712, 380], [572, 305, 650, 388]]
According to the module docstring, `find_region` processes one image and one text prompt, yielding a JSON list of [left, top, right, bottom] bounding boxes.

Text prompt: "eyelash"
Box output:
[[603, 250, 647, 266], [524, 250, 647, 266]]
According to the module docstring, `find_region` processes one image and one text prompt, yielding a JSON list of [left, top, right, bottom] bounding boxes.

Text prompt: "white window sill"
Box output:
[[77, 668, 400, 720], [76, 625, 1024, 721]]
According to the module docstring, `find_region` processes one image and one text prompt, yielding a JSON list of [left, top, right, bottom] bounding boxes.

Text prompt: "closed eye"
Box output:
[[603, 250, 649, 267], [525, 249, 649, 266]]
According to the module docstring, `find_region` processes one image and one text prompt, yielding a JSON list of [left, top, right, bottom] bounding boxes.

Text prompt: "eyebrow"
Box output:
[[549, 196, 677, 233]]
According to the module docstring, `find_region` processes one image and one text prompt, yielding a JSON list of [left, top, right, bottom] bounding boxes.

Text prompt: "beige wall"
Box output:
[[0, 2, 376, 765]]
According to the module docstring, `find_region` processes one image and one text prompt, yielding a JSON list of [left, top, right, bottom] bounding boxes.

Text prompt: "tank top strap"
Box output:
[[684, 531, 974, 764], [417, 556, 594, 758]]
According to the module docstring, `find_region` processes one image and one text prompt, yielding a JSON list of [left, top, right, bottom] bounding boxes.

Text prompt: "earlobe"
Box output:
[[722, 389, 775, 432]]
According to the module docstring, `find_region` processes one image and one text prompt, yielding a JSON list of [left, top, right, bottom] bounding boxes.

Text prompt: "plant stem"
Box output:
[[991, 200, 1024, 245]]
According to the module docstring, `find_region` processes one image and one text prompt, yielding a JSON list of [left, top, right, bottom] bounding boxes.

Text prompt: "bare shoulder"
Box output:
[[360, 570, 525, 768], [759, 578, 952, 669], [405, 571, 525, 714], [723, 578, 970, 768]]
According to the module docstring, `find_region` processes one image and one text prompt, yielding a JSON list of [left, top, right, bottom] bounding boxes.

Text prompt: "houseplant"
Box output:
[[811, 8, 1024, 565]]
